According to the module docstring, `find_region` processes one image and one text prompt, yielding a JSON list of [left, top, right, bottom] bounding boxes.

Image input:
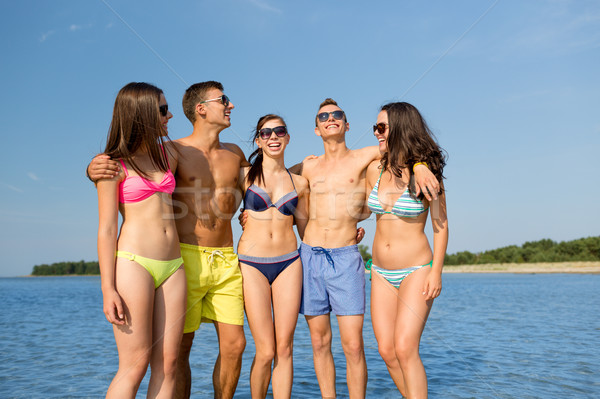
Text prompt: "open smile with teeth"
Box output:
[[267, 142, 281, 149], [326, 124, 339, 129]]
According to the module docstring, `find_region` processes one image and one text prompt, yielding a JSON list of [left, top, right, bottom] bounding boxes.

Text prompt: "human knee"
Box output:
[[160, 350, 179, 378], [275, 339, 293, 360], [222, 333, 246, 359], [377, 342, 398, 366], [394, 337, 419, 365], [310, 330, 332, 354], [255, 343, 276, 365], [341, 337, 364, 362], [120, 355, 151, 384]]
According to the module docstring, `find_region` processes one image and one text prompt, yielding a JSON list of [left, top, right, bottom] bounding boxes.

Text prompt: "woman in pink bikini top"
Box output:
[[96, 82, 186, 398]]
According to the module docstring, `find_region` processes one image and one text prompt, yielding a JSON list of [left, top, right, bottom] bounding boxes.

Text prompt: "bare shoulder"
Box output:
[[171, 137, 194, 155], [221, 142, 242, 154], [221, 142, 248, 162], [300, 154, 323, 173], [170, 137, 198, 160], [97, 169, 125, 186], [173, 136, 190, 147], [366, 160, 383, 187], [367, 159, 380, 177], [163, 140, 179, 162], [290, 172, 309, 192]]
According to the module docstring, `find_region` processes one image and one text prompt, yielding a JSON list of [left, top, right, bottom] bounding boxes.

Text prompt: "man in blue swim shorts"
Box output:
[[289, 98, 438, 398]]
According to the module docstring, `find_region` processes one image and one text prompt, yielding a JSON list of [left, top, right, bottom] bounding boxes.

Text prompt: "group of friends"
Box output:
[[89, 81, 448, 399]]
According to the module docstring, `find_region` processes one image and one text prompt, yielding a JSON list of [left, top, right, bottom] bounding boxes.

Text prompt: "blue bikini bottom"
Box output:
[[239, 250, 300, 285]]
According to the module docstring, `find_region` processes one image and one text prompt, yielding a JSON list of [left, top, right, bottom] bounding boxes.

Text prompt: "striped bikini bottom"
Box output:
[[366, 260, 433, 289]]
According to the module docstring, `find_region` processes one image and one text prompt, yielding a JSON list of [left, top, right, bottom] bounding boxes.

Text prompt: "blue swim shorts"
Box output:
[[299, 242, 365, 316]]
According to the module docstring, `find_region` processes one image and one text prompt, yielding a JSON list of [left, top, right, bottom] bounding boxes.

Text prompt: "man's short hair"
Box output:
[[315, 98, 347, 126], [182, 81, 224, 124]]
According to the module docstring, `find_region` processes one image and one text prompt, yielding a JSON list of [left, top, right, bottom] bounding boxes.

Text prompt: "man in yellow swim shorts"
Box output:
[[179, 244, 244, 331], [88, 81, 248, 399]]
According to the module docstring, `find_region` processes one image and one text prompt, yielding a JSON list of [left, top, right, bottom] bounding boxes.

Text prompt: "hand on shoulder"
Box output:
[[301, 154, 322, 169], [88, 154, 120, 182]]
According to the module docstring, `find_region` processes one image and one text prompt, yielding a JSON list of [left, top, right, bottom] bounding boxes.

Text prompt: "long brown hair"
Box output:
[[104, 82, 170, 178], [246, 114, 286, 187], [380, 102, 446, 197]]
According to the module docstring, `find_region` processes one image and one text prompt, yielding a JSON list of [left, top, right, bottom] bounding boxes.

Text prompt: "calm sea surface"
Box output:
[[0, 274, 598, 398]]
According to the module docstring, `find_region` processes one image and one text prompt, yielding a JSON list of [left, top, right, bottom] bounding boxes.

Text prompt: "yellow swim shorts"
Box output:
[[180, 243, 244, 333]]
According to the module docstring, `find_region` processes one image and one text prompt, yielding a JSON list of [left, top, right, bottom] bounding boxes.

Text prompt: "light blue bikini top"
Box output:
[[367, 169, 427, 218]]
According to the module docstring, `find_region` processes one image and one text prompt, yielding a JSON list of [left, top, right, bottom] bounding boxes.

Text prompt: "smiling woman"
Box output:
[[366, 101, 448, 398], [237, 114, 310, 399]]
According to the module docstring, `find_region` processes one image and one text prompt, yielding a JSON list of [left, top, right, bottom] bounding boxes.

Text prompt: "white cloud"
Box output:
[[27, 172, 39, 181], [39, 30, 55, 42], [69, 23, 93, 32], [246, 0, 282, 14], [2, 183, 23, 193]]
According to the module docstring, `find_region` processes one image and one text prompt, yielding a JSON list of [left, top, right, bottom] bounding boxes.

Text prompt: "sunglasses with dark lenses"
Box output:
[[372, 122, 388, 135], [200, 94, 230, 107], [159, 104, 169, 117], [317, 110, 345, 123], [259, 126, 287, 140]]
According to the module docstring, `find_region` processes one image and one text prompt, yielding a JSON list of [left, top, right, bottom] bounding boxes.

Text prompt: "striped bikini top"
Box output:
[[368, 168, 427, 218]]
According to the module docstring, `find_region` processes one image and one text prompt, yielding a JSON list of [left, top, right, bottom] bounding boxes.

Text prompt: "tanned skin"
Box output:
[[89, 86, 250, 399]]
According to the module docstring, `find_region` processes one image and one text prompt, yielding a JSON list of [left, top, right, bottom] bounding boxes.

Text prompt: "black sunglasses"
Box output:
[[372, 122, 388, 135], [317, 110, 345, 123], [159, 104, 169, 117], [200, 94, 230, 108], [258, 126, 287, 140]]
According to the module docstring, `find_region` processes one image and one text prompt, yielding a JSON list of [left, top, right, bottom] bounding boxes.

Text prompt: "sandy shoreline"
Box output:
[[20, 261, 600, 277], [443, 261, 600, 274]]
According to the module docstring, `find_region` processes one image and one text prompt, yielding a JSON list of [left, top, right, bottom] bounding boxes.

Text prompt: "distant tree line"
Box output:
[[359, 237, 600, 266], [445, 236, 600, 265], [31, 260, 99, 276], [31, 237, 600, 274], [358, 245, 372, 263]]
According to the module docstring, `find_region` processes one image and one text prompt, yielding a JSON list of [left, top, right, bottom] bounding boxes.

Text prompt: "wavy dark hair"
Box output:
[[246, 114, 286, 187], [103, 82, 170, 178], [380, 102, 446, 197]]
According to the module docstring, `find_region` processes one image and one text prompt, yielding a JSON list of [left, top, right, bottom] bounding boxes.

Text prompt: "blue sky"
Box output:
[[1, 0, 598, 277]]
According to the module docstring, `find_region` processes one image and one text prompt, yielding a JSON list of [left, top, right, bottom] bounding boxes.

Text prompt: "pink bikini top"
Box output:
[[118, 156, 176, 204]]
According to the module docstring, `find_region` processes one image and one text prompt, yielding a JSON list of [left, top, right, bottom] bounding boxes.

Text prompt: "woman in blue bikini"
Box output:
[[366, 102, 448, 398], [237, 114, 309, 398]]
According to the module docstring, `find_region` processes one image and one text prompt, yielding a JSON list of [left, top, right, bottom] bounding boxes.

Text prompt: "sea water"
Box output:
[[0, 273, 598, 398]]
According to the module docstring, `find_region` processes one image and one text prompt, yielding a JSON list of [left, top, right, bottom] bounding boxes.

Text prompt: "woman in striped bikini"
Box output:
[[365, 102, 448, 398]]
